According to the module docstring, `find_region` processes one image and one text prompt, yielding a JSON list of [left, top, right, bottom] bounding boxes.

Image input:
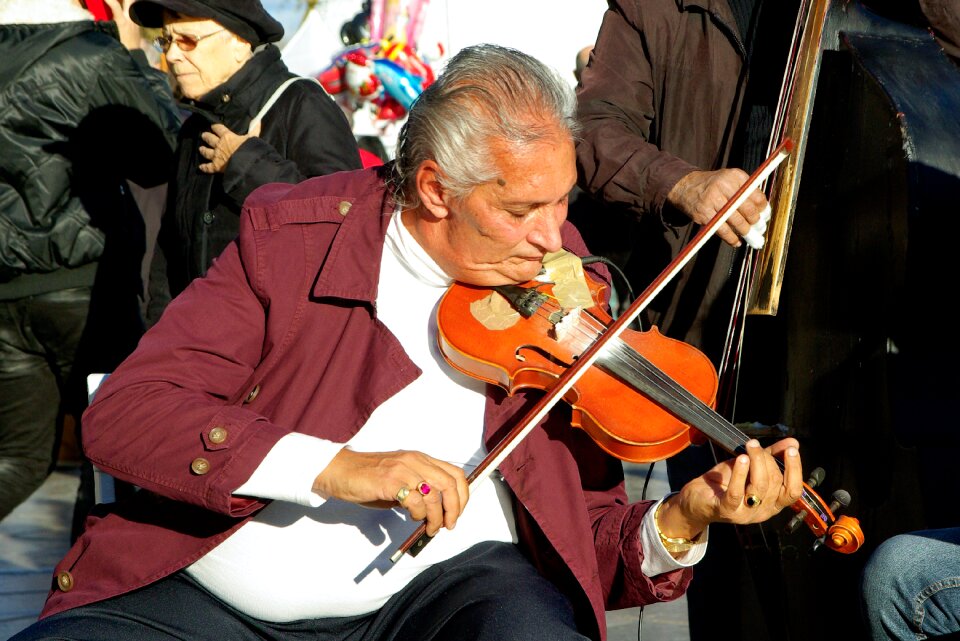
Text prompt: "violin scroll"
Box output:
[[819, 516, 865, 554], [783, 467, 864, 554]]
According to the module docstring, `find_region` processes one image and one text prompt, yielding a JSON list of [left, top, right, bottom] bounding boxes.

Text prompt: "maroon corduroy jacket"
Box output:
[[46, 167, 692, 641]]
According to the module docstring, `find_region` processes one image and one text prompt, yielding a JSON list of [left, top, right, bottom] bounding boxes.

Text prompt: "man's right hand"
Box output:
[[666, 168, 769, 247], [313, 448, 470, 537]]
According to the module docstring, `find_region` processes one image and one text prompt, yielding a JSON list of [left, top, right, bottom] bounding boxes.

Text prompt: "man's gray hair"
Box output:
[[392, 43, 580, 209]]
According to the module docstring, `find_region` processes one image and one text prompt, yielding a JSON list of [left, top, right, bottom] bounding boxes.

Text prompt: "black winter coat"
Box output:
[[0, 19, 179, 298], [147, 45, 362, 322]]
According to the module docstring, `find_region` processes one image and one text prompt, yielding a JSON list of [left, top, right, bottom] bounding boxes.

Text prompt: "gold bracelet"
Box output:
[[654, 502, 700, 554]]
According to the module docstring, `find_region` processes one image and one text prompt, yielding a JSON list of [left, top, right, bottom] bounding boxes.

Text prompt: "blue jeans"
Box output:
[[861, 528, 960, 640]]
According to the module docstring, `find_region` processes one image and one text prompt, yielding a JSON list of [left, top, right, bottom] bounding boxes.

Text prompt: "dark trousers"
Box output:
[[0, 288, 90, 521], [12, 542, 590, 641]]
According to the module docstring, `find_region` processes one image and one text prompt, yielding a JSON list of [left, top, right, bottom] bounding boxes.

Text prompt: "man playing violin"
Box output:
[[13, 44, 804, 641]]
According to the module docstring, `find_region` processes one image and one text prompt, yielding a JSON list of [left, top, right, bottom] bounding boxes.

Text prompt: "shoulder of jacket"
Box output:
[[16, 29, 128, 102], [58, 28, 136, 78], [242, 168, 386, 231], [609, 0, 645, 23], [269, 77, 338, 111]]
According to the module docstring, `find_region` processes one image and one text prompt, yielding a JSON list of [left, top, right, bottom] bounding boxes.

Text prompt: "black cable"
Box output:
[[581, 255, 635, 303], [636, 462, 656, 641], [581, 255, 644, 330], [582, 255, 651, 640]]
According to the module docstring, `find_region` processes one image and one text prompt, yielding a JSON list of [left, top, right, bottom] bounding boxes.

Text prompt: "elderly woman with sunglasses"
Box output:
[[129, 0, 363, 325]]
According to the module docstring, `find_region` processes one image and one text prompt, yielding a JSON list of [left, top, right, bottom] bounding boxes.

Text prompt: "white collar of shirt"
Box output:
[[384, 208, 452, 289]]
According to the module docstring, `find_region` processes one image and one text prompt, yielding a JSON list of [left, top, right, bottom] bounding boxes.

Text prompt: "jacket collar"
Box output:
[[308, 167, 399, 304], [0, 0, 92, 24], [0, 20, 116, 87], [181, 44, 290, 128], [677, 0, 738, 35]]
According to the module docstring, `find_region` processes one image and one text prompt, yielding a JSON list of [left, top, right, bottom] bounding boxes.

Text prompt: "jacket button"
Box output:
[[244, 384, 260, 404], [338, 201, 352, 216], [56, 571, 74, 592], [208, 426, 228, 444], [191, 458, 211, 475], [202, 211, 214, 224], [221, 94, 231, 103]]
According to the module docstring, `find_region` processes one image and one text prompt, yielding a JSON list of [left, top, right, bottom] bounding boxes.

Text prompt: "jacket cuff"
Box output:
[[649, 159, 699, 225]]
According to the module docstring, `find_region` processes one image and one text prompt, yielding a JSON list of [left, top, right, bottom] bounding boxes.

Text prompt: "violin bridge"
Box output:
[[551, 307, 582, 342]]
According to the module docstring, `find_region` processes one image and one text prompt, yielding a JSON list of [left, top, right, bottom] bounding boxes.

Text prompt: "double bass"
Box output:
[[717, 1, 960, 639]]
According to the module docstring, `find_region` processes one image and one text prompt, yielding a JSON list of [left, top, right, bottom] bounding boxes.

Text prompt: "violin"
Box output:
[[390, 140, 863, 562], [437, 275, 863, 555], [439, 276, 716, 464]]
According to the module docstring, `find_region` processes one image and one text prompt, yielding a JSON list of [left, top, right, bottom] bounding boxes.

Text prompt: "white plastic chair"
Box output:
[[86, 373, 115, 504]]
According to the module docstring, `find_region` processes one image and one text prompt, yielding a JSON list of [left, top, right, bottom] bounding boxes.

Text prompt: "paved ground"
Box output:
[[608, 462, 690, 641], [0, 462, 689, 641], [0, 467, 79, 640]]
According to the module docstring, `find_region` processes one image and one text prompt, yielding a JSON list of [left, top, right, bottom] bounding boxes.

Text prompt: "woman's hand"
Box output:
[[199, 122, 262, 174]]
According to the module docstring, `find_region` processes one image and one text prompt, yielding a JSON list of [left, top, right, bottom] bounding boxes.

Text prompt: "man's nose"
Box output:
[[529, 202, 566, 253]]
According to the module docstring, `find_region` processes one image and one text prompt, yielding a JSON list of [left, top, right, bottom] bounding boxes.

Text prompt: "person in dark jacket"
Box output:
[[575, 1, 802, 639], [10, 43, 805, 641], [575, 0, 800, 357], [0, 0, 180, 521], [135, 0, 363, 324]]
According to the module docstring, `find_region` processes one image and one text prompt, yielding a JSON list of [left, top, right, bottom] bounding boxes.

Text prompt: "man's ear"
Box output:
[[415, 160, 450, 219]]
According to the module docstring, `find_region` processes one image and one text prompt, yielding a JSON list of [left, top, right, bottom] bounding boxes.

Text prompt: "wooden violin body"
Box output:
[[438, 278, 714, 463]]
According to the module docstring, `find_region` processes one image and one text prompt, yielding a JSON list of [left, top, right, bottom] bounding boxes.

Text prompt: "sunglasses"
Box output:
[[154, 27, 227, 53]]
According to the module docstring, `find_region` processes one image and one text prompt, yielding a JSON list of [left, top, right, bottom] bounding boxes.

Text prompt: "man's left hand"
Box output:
[[199, 121, 262, 174], [658, 438, 804, 540]]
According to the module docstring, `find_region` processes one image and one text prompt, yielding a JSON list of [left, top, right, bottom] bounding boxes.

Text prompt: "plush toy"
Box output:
[[317, 43, 439, 124], [318, 0, 440, 126]]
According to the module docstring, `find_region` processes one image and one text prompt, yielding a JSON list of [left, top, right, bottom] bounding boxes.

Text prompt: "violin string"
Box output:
[[569, 308, 825, 512], [606, 341, 747, 453], [527, 300, 749, 451], [524, 299, 825, 513]]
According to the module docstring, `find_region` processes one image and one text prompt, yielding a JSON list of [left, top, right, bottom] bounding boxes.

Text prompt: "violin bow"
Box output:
[[390, 139, 794, 563]]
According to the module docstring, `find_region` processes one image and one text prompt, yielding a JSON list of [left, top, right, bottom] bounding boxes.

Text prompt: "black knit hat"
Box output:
[[129, 0, 284, 47]]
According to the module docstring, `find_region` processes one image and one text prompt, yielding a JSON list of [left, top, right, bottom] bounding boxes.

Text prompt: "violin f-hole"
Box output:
[[516, 344, 573, 369]]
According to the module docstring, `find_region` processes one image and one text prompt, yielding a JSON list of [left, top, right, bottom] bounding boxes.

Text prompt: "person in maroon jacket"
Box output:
[[13, 44, 804, 641]]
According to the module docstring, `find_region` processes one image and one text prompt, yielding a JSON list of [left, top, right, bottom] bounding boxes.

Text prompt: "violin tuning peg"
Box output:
[[785, 510, 807, 535], [828, 489, 851, 514], [811, 534, 826, 553], [806, 467, 825, 489]]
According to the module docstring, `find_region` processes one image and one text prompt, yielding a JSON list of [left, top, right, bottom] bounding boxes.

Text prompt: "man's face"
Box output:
[[427, 129, 577, 287], [160, 13, 249, 100]]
